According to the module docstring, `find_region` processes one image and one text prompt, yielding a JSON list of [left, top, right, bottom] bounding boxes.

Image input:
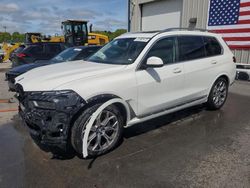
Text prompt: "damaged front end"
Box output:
[[16, 84, 86, 153]]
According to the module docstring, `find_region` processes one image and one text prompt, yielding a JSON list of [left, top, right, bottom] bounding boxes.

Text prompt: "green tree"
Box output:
[[93, 29, 127, 40], [0, 32, 11, 42], [12, 32, 25, 43]]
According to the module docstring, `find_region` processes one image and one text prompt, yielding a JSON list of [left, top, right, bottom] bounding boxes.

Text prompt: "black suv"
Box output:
[[11, 42, 69, 67]]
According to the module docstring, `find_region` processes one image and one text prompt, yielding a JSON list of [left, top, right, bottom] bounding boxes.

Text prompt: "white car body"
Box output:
[[16, 30, 236, 126]]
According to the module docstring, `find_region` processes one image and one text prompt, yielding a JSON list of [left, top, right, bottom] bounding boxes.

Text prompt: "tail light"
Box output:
[[17, 53, 27, 58], [233, 56, 236, 63]]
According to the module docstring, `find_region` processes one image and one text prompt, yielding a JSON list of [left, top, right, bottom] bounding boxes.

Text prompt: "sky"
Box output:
[[0, 0, 128, 35]]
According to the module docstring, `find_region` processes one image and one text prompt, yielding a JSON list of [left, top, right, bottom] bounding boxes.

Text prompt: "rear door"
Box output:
[[136, 37, 185, 117], [179, 35, 222, 100]]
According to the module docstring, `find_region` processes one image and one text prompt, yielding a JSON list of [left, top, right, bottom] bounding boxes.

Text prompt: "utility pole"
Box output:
[[128, 0, 131, 32], [2, 26, 7, 42], [3, 26, 7, 33]]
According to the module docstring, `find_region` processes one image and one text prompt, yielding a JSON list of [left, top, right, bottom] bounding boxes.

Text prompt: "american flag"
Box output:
[[207, 0, 250, 49]]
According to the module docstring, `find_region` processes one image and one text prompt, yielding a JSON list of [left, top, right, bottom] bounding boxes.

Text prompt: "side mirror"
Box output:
[[146, 56, 164, 68]]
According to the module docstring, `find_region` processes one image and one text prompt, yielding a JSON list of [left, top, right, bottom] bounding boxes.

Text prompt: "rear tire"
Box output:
[[207, 77, 228, 110], [71, 104, 124, 158]]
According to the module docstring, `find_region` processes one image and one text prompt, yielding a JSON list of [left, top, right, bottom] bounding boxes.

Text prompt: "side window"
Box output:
[[178, 36, 206, 61], [146, 37, 176, 64], [204, 37, 222, 57], [46, 44, 62, 54], [27, 45, 43, 54]]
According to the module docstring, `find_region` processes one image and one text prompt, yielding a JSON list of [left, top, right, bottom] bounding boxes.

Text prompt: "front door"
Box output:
[[136, 37, 185, 117]]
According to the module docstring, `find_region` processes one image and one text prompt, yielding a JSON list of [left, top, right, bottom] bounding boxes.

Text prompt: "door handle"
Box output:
[[211, 60, 217, 64], [173, 68, 182, 73]]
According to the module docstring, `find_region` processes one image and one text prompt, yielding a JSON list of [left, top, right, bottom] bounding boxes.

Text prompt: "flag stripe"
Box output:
[[241, 0, 250, 3], [208, 24, 250, 30], [227, 41, 250, 45], [239, 15, 250, 20], [223, 37, 250, 41], [240, 7, 250, 11], [211, 28, 250, 33], [220, 32, 250, 37], [239, 10, 250, 16], [228, 45, 250, 49], [238, 19, 250, 24], [240, 2, 250, 7]]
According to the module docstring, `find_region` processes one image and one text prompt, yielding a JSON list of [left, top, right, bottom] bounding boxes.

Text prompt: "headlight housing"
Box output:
[[26, 90, 85, 111], [29, 100, 56, 110]]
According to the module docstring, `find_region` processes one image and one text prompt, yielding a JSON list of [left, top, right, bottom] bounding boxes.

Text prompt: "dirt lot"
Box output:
[[0, 68, 249, 188]]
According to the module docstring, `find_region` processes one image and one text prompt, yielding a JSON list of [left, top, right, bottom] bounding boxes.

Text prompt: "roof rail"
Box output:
[[162, 27, 209, 32]]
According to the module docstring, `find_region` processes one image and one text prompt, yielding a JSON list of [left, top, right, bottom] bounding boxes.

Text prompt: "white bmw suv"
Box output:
[[15, 29, 236, 157]]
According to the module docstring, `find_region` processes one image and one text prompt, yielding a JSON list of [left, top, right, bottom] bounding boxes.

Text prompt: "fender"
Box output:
[[82, 98, 131, 158], [86, 94, 120, 104], [209, 73, 230, 91]]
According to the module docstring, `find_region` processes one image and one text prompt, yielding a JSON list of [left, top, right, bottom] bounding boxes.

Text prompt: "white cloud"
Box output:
[[0, 0, 126, 34], [0, 3, 19, 12], [95, 18, 127, 31]]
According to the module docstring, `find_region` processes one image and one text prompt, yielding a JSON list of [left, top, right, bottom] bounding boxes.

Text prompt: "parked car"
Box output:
[[11, 42, 69, 67], [15, 29, 236, 158], [6, 46, 102, 91], [9, 44, 26, 62], [235, 63, 250, 81]]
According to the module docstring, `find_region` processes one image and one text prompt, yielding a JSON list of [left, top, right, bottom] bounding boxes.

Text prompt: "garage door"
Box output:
[[141, 0, 183, 31]]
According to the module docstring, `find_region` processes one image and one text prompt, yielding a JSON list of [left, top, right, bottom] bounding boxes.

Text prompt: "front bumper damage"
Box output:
[[17, 86, 86, 153]]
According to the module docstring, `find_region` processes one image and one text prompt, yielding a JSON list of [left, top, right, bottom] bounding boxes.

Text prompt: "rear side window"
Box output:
[[25, 45, 43, 54], [46, 44, 62, 54], [178, 36, 206, 61], [204, 37, 222, 57]]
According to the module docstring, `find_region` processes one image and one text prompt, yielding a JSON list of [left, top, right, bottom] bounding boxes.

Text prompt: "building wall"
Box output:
[[130, 0, 250, 64]]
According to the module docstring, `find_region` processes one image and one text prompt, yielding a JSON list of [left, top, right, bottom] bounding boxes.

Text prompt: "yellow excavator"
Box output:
[[1, 20, 109, 63]]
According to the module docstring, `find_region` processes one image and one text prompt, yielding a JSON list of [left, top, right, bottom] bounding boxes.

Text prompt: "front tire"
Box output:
[[71, 104, 124, 158], [207, 77, 228, 110]]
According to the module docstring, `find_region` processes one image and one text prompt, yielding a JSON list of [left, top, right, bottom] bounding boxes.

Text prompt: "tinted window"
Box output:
[[25, 45, 43, 54], [204, 37, 222, 56], [46, 44, 62, 54], [146, 37, 176, 64], [178, 36, 206, 61]]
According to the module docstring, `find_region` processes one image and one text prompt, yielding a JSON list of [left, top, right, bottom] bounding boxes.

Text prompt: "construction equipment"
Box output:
[[25, 20, 109, 46], [1, 42, 21, 62], [1, 20, 108, 63], [25, 32, 64, 43], [61, 20, 109, 46]]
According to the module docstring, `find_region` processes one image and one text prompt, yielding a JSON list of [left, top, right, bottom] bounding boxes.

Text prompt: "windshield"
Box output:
[[52, 47, 82, 62], [88, 38, 148, 65]]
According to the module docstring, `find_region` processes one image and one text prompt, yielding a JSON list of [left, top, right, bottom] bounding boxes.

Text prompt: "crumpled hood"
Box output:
[[15, 60, 126, 91]]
